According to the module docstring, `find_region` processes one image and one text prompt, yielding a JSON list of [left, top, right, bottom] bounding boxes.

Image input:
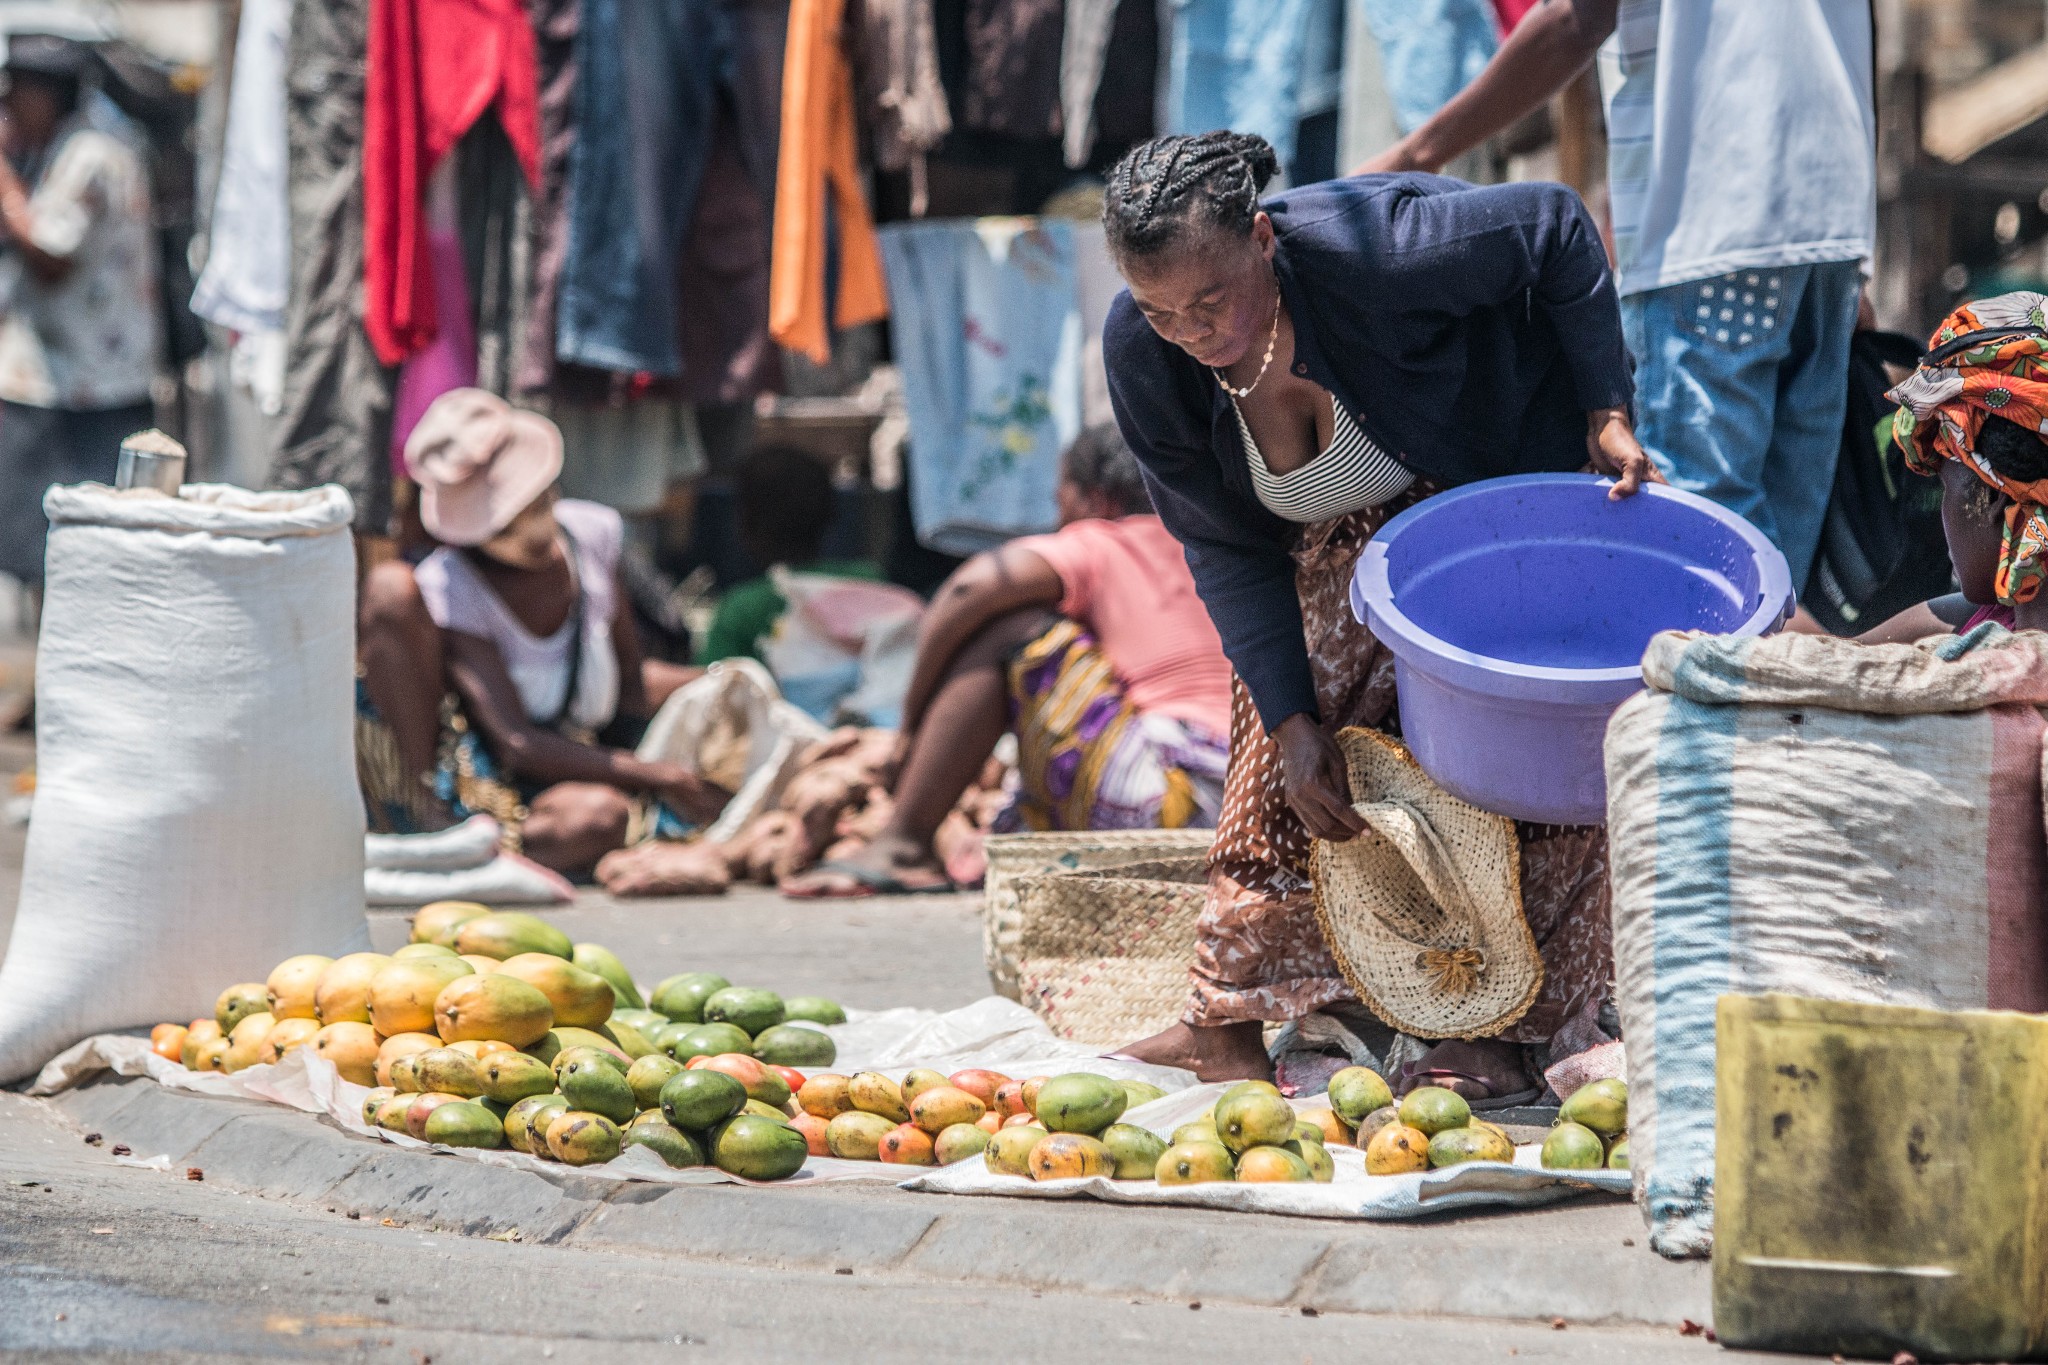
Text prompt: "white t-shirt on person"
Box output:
[[1596, 0, 1875, 297], [0, 117, 159, 410], [414, 498, 624, 732]]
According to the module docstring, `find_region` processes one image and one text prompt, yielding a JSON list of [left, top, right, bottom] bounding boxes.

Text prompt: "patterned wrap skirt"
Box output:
[[1186, 498, 1616, 1058], [995, 619, 1231, 833]]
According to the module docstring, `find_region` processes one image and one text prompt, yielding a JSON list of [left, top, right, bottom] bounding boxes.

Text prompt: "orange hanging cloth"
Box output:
[[770, 0, 890, 365]]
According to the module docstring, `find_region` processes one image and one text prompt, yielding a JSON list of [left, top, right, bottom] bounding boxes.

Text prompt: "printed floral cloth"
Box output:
[[1890, 291, 2048, 605], [997, 619, 1229, 833]]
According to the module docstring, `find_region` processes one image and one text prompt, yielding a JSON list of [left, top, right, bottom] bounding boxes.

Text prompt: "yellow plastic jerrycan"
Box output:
[[1713, 993, 2048, 1361]]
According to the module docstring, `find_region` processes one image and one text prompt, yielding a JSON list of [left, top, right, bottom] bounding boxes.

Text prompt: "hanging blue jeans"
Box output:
[[1164, 0, 1317, 169], [879, 220, 1084, 557], [1353, 0, 1498, 134], [556, 0, 724, 376], [1622, 259, 1864, 589]]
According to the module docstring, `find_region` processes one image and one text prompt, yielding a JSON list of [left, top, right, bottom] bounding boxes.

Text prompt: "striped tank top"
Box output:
[[1231, 396, 1415, 523]]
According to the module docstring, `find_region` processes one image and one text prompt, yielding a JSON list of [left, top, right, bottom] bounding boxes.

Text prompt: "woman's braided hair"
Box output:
[[1102, 131, 1280, 259]]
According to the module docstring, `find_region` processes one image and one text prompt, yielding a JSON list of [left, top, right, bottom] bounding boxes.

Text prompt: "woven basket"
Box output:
[[983, 829, 1215, 1000], [1009, 857, 1207, 1046]]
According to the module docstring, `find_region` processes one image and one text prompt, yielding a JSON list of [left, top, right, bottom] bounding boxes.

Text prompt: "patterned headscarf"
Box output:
[[1889, 291, 2048, 605]]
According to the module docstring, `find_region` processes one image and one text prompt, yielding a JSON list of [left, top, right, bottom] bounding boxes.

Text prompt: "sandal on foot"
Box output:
[[780, 860, 956, 901], [1396, 1063, 1542, 1112]]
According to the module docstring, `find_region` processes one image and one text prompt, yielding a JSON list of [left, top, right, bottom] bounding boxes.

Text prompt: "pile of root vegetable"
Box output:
[[593, 728, 1011, 898]]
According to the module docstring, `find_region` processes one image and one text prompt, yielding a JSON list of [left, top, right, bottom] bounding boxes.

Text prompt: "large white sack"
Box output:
[[1606, 627, 2048, 1259], [0, 483, 367, 1083]]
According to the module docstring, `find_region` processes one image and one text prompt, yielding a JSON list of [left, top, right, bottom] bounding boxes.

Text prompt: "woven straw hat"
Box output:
[[1308, 728, 1541, 1040]]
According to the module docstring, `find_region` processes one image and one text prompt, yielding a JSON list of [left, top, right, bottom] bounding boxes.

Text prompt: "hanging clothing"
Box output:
[[459, 116, 535, 400], [556, 0, 724, 376], [190, 0, 288, 337], [1337, 0, 1402, 170], [1354, 0, 1499, 136], [364, 0, 540, 366], [1060, 0, 1120, 169], [1493, 0, 1539, 30], [676, 117, 780, 405], [771, 0, 891, 366], [513, 0, 580, 395], [961, 0, 1065, 139], [851, 0, 951, 208], [1164, 0, 1318, 170], [550, 396, 707, 516], [269, 0, 395, 534], [878, 218, 1086, 556], [389, 168, 479, 472]]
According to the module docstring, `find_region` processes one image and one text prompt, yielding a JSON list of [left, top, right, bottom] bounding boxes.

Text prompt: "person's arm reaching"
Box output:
[[445, 631, 727, 823], [1356, 0, 1618, 175], [898, 545, 1064, 737]]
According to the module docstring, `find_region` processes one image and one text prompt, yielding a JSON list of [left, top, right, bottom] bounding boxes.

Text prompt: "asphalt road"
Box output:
[[0, 1092, 1752, 1364]]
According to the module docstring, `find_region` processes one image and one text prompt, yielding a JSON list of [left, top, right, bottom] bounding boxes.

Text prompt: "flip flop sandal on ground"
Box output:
[[779, 860, 957, 901]]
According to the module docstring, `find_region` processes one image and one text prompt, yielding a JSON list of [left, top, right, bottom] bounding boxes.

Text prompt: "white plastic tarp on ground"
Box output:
[[33, 998, 1627, 1214]]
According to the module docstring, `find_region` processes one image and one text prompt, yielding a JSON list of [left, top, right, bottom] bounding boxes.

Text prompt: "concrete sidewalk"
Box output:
[[29, 1074, 1710, 1331]]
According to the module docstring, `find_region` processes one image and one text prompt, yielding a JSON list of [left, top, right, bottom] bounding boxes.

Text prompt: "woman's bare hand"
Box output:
[[1586, 407, 1663, 499], [1275, 715, 1367, 842], [653, 766, 731, 826]]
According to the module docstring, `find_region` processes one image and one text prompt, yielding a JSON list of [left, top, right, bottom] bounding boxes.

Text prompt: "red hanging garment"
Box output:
[[365, 0, 541, 366]]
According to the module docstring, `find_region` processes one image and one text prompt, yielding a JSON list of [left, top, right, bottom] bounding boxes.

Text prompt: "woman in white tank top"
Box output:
[[358, 389, 718, 875]]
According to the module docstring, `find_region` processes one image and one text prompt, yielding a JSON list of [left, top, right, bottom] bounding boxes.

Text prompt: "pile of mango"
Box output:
[[1539, 1080, 1629, 1172], [142, 902, 845, 1182], [777, 1066, 1161, 1172], [1314, 1065, 1629, 1176]]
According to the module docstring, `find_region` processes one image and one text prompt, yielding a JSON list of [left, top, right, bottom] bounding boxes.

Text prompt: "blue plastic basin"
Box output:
[[1351, 474, 1793, 824]]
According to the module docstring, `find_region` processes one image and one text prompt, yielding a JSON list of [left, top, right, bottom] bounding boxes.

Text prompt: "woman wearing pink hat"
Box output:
[[358, 389, 723, 873]]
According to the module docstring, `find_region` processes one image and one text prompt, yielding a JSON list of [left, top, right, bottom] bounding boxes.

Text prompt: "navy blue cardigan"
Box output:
[[1104, 173, 1634, 733]]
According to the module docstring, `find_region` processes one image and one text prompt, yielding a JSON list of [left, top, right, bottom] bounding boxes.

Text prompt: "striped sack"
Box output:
[[1605, 625, 2048, 1258]]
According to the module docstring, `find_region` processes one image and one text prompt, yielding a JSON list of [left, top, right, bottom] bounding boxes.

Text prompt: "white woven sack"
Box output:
[[0, 484, 368, 1083], [634, 658, 827, 844], [1606, 628, 2048, 1259]]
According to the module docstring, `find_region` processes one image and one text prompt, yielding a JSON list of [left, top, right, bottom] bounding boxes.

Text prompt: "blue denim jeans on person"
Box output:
[[1621, 259, 1864, 589]]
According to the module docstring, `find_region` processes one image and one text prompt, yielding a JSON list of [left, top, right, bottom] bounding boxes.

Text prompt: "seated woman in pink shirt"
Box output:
[[786, 425, 1234, 897]]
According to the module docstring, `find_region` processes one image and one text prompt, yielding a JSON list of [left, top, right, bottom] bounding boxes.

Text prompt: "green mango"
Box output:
[[622, 1113, 705, 1168], [751, 1024, 836, 1068], [782, 995, 847, 1026], [558, 1054, 638, 1125], [572, 943, 645, 1010], [423, 1100, 505, 1149], [702, 987, 785, 1038], [648, 973, 730, 1024]]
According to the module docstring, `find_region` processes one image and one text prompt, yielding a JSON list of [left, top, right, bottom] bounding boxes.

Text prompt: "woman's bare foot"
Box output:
[[779, 832, 953, 899], [1395, 1037, 1534, 1103], [1112, 1021, 1272, 1083]]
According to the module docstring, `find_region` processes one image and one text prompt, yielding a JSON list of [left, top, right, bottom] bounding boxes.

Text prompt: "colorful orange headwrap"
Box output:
[[1889, 292, 2048, 605]]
